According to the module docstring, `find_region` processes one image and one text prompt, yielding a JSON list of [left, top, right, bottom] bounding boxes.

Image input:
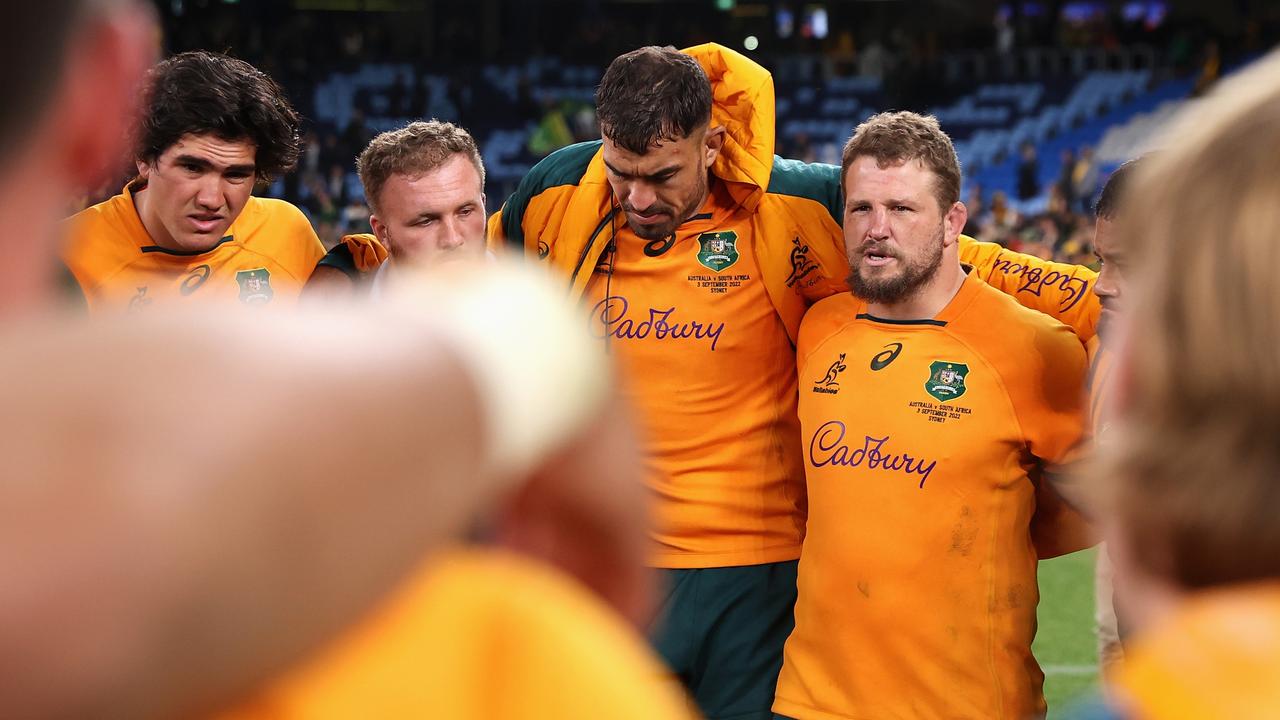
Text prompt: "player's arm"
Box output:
[[1008, 323, 1098, 557], [960, 236, 1101, 341], [0, 269, 645, 720], [301, 263, 358, 303]]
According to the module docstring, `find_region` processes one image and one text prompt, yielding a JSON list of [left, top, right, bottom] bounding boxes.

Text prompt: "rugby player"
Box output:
[[491, 43, 1100, 719], [63, 50, 323, 312], [773, 112, 1088, 719], [305, 120, 487, 300]]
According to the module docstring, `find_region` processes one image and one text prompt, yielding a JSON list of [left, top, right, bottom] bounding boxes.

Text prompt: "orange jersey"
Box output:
[[584, 180, 804, 568], [63, 186, 323, 313], [218, 549, 697, 720], [775, 271, 1088, 720], [1115, 584, 1280, 720]]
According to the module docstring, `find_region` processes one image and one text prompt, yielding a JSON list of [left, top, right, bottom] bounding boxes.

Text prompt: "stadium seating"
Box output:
[[276, 53, 1202, 218]]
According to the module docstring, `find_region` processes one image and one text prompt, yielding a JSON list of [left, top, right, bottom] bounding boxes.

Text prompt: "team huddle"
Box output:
[[11, 1, 1280, 719]]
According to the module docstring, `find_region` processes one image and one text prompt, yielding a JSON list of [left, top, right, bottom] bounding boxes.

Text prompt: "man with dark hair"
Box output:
[[1088, 155, 1146, 677], [63, 50, 324, 312], [493, 44, 851, 719], [305, 120, 488, 300], [773, 111, 1088, 720], [492, 44, 1101, 720]]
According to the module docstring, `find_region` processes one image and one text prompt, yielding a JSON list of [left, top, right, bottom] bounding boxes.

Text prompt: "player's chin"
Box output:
[[856, 261, 900, 279], [627, 218, 675, 240]]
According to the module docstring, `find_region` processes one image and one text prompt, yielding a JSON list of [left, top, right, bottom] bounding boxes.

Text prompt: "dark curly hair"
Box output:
[[595, 46, 712, 154], [136, 51, 301, 181]]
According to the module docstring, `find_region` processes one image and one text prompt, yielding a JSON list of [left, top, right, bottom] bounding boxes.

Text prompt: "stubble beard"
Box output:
[[848, 224, 945, 305]]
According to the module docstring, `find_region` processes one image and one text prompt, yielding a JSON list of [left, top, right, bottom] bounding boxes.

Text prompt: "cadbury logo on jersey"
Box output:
[[990, 257, 1090, 313], [813, 353, 847, 394], [589, 295, 725, 351], [808, 420, 938, 488]]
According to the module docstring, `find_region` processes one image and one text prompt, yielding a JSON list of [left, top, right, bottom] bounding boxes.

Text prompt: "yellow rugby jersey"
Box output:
[[775, 270, 1088, 720], [583, 180, 804, 568], [218, 549, 697, 720], [63, 184, 323, 313], [1115, 584, 1280, 720]]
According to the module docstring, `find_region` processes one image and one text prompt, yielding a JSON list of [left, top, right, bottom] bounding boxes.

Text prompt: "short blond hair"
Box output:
[[1098, 48, 1280, 589], [841, 111, 961, 211], [356, 120, 485, 213]]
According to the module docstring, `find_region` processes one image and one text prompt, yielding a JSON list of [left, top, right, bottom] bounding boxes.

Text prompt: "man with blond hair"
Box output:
[[305, 120, 487, 299], [773, 111, 1089, 720]]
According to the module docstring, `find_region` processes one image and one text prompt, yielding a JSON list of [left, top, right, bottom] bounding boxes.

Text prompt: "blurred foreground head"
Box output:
[[1101, 48, 1280, 602], [0, 0, 154, 312]]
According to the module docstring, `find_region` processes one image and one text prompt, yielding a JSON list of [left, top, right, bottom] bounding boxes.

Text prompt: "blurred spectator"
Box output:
[[527, 100, 575, 158], [389, 72, 409, 117], [326, 164, 349, 207], [1193, 39, 1222, 96], [792, 132, 818, 164], [342, 110, 373, 161], [301, 131, 322, 177], [1017, 142, 1040, 201], [858, 38, 890, 80], [962, 184, 984, 237], [1056, 148, 1077, 209], [1072, 146, 1099, 215], [979, 190, 1018, 244]]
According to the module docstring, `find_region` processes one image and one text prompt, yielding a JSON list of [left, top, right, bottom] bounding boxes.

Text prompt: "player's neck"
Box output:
[[866, 255, 966, 321], [131, 185, 179, 253], [677, 172, 716, 225]]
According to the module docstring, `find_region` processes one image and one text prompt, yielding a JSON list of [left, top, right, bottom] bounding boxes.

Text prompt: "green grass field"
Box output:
[[1035, 547, 1100, 717]]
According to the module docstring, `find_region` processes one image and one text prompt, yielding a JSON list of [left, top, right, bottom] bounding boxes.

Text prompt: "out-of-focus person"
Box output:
[[1085, 48, 1280, 720]]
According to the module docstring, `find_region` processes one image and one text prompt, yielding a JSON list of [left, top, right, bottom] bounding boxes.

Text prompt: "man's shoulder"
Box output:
[[315, 242, 360, 278], [521, 141, 602, 194], [67, 192, 132, 236], [957, 279, 1087, 375], [499, 141, 604, 248], [764, 156, 842, 226], [63, 192, 144, 267], [238, 196, 313, 235], [798, 292, 861, 354]]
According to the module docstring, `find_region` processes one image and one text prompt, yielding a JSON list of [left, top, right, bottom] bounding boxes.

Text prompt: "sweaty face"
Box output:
[[843, 156, 950, 305], [1092, 216, 1125, 338], [371, 153, 487, 267], [601, 128, 717, 241], [135, 133, 257, 253]]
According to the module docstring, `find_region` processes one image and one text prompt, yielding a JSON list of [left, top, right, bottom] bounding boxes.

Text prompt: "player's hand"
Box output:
[[494, 393, 655, 629]]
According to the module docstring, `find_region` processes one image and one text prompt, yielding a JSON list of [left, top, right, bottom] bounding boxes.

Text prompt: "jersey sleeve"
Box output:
[[960, 236, 1100, 341], [272, 200, 326, 282], [487, 141, 601, 260], [1007, 320, 1095, 556], [1010, 321, 1088, 469]]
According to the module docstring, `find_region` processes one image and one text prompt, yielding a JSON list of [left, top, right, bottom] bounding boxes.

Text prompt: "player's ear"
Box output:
[[943, 201, 967, 248], [703, 125, 726, 169], [53, 2, 157, 189], [369, 213, 387, 242]]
